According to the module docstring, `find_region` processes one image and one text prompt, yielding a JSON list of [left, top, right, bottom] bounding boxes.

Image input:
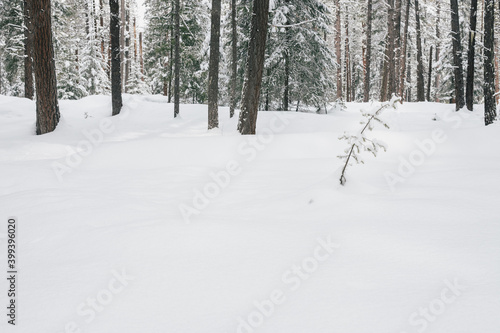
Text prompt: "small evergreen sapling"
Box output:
[[338, 96, 400, 185]]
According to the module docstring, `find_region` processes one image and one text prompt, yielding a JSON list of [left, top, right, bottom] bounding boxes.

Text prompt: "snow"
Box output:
[[0, 94, 499, 332]]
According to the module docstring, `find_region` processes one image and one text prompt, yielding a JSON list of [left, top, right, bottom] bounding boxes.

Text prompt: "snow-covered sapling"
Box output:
[[338, 96, 400, 185]]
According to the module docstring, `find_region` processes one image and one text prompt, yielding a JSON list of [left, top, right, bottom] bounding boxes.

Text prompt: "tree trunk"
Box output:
[[426, 46, 433, 101], [335, 0, 342, 100], [415, 0, 425, 101], [466, 0, 478, 111], [23, 0, 34, 100], [450, 0, 465, 110], [237, 0, 270, 135], [120, 0, 125, 87], [283, 50, 289, 110], [394, 0, 402, 88], [229, 0, 237, 118], [31, 0, 60, 134], [174, 0, 180, 117], [345, 9, 352, 102], [435, 0, 441, 102], [484, 0, 496, 125], [110, 0, 122, 116], [207, 0, 221, 129], [124, 5, 130, 92], [139, 32, 144, 80], [399, 0, 410, 98], [100, 0, 105, 57], [363, 0, 372, 102]]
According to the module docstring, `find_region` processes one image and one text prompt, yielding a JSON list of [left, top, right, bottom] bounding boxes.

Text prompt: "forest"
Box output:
[[0, 0, 498, 133]]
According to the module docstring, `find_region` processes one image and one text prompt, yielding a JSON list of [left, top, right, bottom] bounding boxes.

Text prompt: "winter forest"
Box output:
[[1, 0, 499, 332]]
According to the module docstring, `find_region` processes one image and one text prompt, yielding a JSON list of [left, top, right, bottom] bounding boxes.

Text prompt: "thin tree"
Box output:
[[466, 0, 478, 111], [484, 0, 496, 125], [435, 0, 441, 101], [335, 0, 342, 100], [426, 46, 433, 101], [363, 0, 372, 102], [23, 0, 34, 99], [450, 0, 465, 110], [31, 0, 60, 134], [110, 0, 122, 116], [207, 0, 221, 129], [415, 0, 425, 101], [380, 0, 395, 101], [399, 0, 410, 98], [229, 0, 237, 118], [237, 0, 270, 135], [174, 0, 180, 117]]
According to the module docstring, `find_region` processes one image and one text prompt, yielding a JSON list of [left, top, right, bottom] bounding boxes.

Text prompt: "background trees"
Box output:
[[0, 0, 498, 126]]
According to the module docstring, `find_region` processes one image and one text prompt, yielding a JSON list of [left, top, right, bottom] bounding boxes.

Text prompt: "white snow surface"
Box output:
[[0, 94, 499, 332]]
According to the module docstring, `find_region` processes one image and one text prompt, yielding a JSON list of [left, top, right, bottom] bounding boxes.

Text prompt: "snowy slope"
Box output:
[[0, 94, 499, 333]]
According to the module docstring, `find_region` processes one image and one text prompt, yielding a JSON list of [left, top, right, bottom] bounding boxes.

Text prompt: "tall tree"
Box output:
[[207, 0, 221, 129], [415, 0, 425, 101], [237, 0, 269, 135], [363, 0, 372, 102], [110, 0, 122, 116], [229, 0, 237, 118], [173, 0, 180, 117], [399, 0, 410, 99], [484, 0, 496, 125], [426, 46, 433, 101], [23, 0, 34, 99], [450, 0, 465, 110], [335, 0, 342, 100], [466, 0, 478, 111], [31, 0, 60, 134]]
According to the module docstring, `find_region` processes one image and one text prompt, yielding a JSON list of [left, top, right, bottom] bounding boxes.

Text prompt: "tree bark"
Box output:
[[124, 5, 130, 92], [23, 0, 34, 100], [335, 0, 342, 100], [237, 0, 270, 135], [466, 0, 478, 110], [207, 0, 221, 129], [284, 50, 289, 110], [363, 0, 372, 102], [484, 0, 496, 125], [399, 0, 410, 98], [229, 0, 237, 118], [32, 0, 60, 134], [139, 32, 144, 79], [120, 0, 125, 87], [110, 0, 122, 116], [426, 46, 433, 101], [435, 0, 441, 102], [415, 0, 425, 101], [174, 0, 180, 117], [450, 0, 465, 110], [345, 9, 352, 102]]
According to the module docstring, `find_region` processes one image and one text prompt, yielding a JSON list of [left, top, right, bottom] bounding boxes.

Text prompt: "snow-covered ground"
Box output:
[[0, 94, 499, 333]]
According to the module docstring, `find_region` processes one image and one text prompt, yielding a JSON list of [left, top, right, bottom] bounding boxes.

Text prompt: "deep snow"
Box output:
[[0, 94, 499, 333]]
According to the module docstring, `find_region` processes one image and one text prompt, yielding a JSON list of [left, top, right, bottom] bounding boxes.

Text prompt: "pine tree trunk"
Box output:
[[207, 0, 221, 129], [31, 0, 60, 134], [406, 43, 412, 101], [394, 0, 402, 88], [426, 46, 433, 101], [484, 0, 496, 125], [133, 17, 137, 62], [335, 0, 342, 100], [466, 0, 478, 111], [139, 32, 144, 80], [120, 0, 125, 87], [237, 0, 270, 135], [435, 0, 441, 102], [23, 0, 34, 100], [124, 5, 130, 92], [399, 0, 410, 98], [345, 10, 352, 102], [100, 0, 105, 57], [174, 0, 180, 117], [415, 0, 425, 101], [363, 0, 372, 102], [450, 0, 465, 110], [229, 0, 237, 118], [110, 0, 122, 116], [284, 50, 289, 110]]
